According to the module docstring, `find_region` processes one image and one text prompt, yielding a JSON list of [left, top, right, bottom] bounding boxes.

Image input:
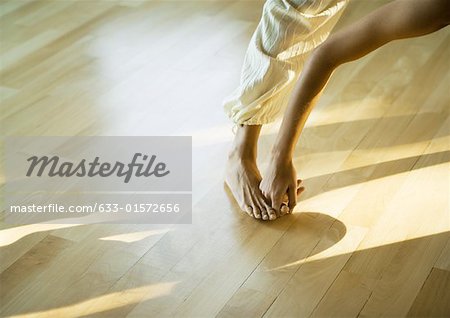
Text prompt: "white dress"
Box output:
[[223, 0, 349, 125]]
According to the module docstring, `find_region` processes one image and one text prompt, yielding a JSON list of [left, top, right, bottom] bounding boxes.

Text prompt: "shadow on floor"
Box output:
[[2, 230, 446, 317], [301, 150, 450, 200]]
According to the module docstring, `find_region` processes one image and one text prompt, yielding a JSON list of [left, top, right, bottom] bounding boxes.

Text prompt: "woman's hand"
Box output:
[[260, 155, 301, 218]]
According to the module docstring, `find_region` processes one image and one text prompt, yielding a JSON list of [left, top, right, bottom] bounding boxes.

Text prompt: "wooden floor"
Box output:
[[1, 0, 449, 317]]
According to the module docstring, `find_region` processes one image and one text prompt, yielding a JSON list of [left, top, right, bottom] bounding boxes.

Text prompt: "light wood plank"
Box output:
[[0, 1, 448, 317]]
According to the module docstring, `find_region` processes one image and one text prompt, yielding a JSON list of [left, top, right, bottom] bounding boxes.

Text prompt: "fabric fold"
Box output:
[[223, 0, 349, 125]]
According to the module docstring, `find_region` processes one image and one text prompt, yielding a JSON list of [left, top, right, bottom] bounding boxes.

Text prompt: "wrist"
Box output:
[[271, 147, 292, 165]]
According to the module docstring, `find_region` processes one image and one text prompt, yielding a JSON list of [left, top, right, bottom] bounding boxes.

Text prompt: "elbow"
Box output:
[[307, 43, 338, 74]]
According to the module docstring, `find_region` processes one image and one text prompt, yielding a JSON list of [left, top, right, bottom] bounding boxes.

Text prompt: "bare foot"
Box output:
[[225, 151, 276, 220], [225, 152, 305, 220], [279, 179, 305, 214], [225, 123, 303, 220]]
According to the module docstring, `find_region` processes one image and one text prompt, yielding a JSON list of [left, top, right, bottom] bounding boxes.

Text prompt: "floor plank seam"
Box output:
[[308, 255, 355, 317], [0, 231, 49, 274], [413, 266, 434, 298], [260, 218, 336, 317], [356, 290, 373, 318], [97, 229, 171, 299], [261, 294, 279, 318]]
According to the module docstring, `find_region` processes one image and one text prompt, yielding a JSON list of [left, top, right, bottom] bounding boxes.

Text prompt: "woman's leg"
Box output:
[[226, 124, 302, 220], [224, 0, 349, 219], [225, 124, 278, 220]]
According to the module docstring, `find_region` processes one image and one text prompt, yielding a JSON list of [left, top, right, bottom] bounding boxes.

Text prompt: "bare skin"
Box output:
[[225, 124, 305, 220], [227, 0, 449, 220], [260, 0, 450, 210], [225, 124, 274, 220]]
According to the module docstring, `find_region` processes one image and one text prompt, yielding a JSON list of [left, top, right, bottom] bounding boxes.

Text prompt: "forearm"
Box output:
[[272, 50, 334, 162], [271, 0, 449, 164]]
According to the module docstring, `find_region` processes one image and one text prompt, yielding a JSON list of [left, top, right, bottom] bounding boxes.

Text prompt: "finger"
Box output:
[[280, 204, 290, 215], [255, 199, 268, 221], [280, 194, 289, 215], [244, 205, 254, 217], [268, 207, 277, 220], [288, 184, 297, 211], [271, 195, 283, 215], [262, 193, 278, 218], [297, 179, 302, 188], [269, 207, 278, 218], [268, 210, 277, 220], [297, 186, 305, 196], [265, 197, 277, 219], [282, 193, 289, 204]]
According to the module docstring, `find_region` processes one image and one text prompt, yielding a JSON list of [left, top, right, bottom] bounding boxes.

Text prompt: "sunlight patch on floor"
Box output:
[[267, 225, 367, 272], [0, 223, 82, 247], [267, 230, 449, 272], [8, 282, 179, 318]]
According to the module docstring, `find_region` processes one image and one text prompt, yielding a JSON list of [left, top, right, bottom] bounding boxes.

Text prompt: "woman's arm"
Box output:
[[261, 0, 450, 212]]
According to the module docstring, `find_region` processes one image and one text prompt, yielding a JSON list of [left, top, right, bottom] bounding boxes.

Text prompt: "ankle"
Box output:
[[228, 123, 261, 162]]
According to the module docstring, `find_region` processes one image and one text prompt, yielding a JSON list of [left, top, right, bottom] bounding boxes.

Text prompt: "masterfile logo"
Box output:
[[6, 136, 191, 192], [26, 153, 170, 183], [4, 136, 192, 225]]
